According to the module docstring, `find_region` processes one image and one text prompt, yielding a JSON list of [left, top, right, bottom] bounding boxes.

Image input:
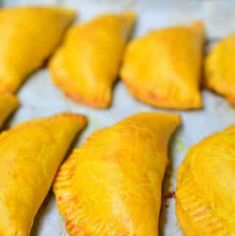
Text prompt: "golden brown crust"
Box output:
[[49, 12, 136, 109], [176, 126, 235, 235], [0, 92, 19, 127], [205, 34, 235, 106], [123, 79, 202, 110], [0, 6, 76, 92], [54, 112, 180, 235], [121, 21, 204, 110], [0, 112, 87, 236]]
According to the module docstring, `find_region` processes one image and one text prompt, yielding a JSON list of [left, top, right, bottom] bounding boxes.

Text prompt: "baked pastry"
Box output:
[[49, 12, 136, 108], [121, 22, 204, 109], [0, 6, 76, 92], [176, 125, 235, 235], [0, 93, 19, 127], [205, 34, 235, 105], [0, 113, 87, 236], [54, 112, 180, 235]]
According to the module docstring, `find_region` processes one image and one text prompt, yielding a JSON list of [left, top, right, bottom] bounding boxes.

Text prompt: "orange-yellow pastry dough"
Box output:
[[0, 113, 87, 236], [54, 112, 180, 235], [205, 34, 235, 105], [121, 22, 204, 109], [0, 93, 19, 127], [49, 12, 136, 108], [176, 125, 235, 235], [0, 6, 76, 92]]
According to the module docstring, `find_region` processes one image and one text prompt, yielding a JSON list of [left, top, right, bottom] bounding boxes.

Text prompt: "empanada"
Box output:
[[0, 6, 76, 92], [49, 12, 136, 108], [0, 113, 87, 236], [121, 22, 204, 109], [54, 112, 180, 235], [176, 125, 235, 235], [0, 93, 19, 127], [205, 34, 235, 105]]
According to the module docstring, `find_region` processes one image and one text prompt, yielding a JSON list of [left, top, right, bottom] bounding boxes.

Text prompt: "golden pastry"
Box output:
[[176, 125, 235, 235], [0, 113, 87, 236], [0, 93, 19, 127], [121, 22, 204, 109], [54, 112, 180, 235], [49, 12, 136, 108], [0, 6, 76, 92], [205, 34, 235, 105]]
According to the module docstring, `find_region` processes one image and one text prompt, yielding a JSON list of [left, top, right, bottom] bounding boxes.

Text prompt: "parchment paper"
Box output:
[[3, 1, 235, 235]]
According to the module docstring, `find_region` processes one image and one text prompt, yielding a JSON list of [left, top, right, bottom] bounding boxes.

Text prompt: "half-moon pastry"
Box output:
[[0, 93, 19, 127], [0, 113, 87, 236], [0, 6, 76, 92], [49, 12, 136, 108], [205, 34, 235, 105], [121, 22, 204, 110], [176, 125, 235, 235], [54, 112, 180, 235]]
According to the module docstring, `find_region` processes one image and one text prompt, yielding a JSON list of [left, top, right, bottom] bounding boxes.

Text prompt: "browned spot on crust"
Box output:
[[164, 191, 175, 199]]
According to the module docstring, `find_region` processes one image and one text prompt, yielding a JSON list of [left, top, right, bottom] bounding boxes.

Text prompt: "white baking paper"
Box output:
[[2, 0, 235, 235]]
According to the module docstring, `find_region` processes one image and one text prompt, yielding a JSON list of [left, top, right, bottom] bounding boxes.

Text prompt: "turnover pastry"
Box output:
[[205, 34, 235, 105], [176, 125, 235, 235], [0, 93, 19, 127], [0, 6, 76, 92], [49, 12, 136, 108], [0, 113, 87, 236], [54, 112, 180, 235], [121, 22, 204, 109]]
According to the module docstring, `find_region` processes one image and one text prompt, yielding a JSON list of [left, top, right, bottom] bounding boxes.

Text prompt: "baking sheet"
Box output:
[[3, 0, 235, 235]]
